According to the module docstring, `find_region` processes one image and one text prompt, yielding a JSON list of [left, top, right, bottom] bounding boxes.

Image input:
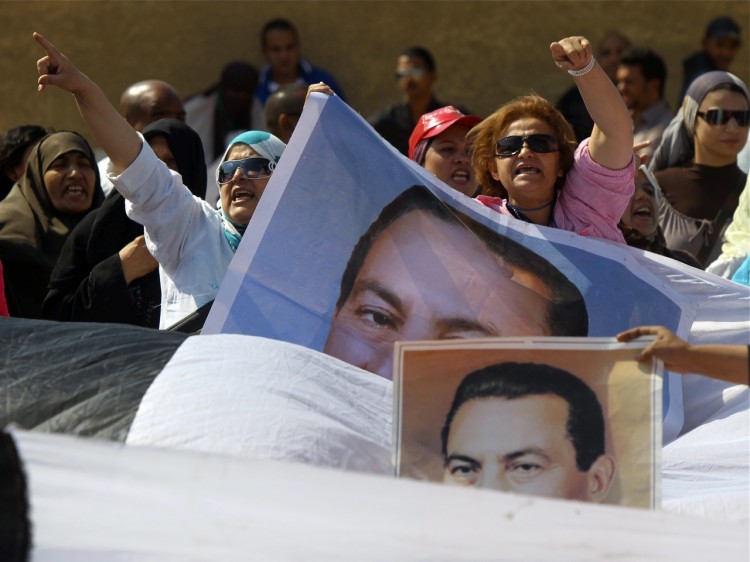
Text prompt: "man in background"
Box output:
[[100, 80, 185, 195], [616, 48, 672, 160], [184, 61, 260, 165], [264, 83, 307, 144], [254, 18, 345, 129], [680, 16, 742, 100], [369, 47, 472, 156]]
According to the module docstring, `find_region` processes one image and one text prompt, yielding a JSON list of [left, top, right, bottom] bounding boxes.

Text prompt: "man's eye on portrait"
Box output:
[[507, 460, 545, 479], [356, 307, 398, 329], [447, 459, 480, 484]]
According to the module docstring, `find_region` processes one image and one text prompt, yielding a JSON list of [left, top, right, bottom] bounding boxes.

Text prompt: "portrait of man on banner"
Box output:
[[323, 185, 589, 380]]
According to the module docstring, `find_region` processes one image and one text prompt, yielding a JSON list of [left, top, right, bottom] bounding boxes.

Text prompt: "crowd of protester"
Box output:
[[0, 16, 747, 381]]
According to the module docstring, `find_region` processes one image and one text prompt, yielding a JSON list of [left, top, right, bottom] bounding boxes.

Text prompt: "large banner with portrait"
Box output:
[[203, 93, 694, 436], [392, 337, 661, 509]]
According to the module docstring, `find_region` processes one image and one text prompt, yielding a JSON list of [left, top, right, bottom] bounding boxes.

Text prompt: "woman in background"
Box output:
[[618, 165, 700, 268], [408, 105, 482, 197], [0, 130, 103, 318], [652, 71, 749, 268]]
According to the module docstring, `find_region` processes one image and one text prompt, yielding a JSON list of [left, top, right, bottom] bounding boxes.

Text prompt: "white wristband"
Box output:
[[568, 57, 596, 77]]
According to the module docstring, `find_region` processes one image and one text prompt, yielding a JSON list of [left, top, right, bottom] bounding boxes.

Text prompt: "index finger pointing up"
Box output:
[[33, 32, 61, 58]]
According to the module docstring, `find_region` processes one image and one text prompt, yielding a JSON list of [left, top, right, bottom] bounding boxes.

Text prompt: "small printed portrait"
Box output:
[[440, 362, 616, 503]]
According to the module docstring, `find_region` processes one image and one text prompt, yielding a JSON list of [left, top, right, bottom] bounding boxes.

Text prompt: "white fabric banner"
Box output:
[[202, 93, 750, 442]]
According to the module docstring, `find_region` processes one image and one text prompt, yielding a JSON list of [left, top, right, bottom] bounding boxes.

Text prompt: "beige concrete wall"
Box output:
[[1, 0, 747, 147]]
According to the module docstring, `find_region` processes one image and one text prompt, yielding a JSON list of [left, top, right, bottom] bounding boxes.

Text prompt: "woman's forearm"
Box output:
[[71, 78, 142, 172], [576, 64, 634, 170], [550, 36, 633, 171]]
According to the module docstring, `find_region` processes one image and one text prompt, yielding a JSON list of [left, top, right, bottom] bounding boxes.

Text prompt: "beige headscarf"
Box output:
[[0, 131, 103, 263], [0, 131, 102, 317]]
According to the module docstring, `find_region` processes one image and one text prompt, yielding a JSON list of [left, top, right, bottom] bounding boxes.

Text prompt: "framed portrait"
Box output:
[[393, 337, 661, 508]]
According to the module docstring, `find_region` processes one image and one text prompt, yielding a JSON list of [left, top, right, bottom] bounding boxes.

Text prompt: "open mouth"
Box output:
[[631, 204, 653, 220], [63, 185, 88, 198], [514, 165, 541, 177], [232, 188, 256, 203], [451, 169, 471, 184]]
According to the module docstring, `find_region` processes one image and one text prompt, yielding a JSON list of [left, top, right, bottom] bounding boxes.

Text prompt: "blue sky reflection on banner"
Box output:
[[203, 93, 692, 433]]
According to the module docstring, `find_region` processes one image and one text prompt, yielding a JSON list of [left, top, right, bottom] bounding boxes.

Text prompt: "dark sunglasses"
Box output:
[[495, 134, 560, 158], [217, 157, 275, 184], [697, 109, 750, 127], [394, 68, 426, 80]]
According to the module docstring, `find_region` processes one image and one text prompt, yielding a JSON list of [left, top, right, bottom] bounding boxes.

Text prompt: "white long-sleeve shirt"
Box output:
[[109, 138, 234, 328]]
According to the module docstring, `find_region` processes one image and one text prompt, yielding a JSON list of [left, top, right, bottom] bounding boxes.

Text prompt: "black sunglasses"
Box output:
[[697, 109, 750, 127], [495, 134, 560, 158], [217, 157, 275, 185]]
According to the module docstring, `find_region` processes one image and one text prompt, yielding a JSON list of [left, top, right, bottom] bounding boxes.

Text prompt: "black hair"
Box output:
[[0, 125, 52, 196], [261, 18, 299, 49], [0, 126, 52, 175], [440, 362, 606, 471], [619, 47, 668, 98], [219, 61, 259, 94], [400, 46, 436, 73], [334, 185, 588, 337]]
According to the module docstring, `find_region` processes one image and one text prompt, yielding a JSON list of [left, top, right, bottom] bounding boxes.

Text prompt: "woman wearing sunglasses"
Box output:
[[469, 36, 635, 244], [652, 71, 749, 268], [32, 33, 285, 328]]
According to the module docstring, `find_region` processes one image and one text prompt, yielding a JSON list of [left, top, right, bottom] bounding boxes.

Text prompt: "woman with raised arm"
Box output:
[[42, 119, 208, 328], [34, 33, 285, 328], [468, 36, 635, 243]]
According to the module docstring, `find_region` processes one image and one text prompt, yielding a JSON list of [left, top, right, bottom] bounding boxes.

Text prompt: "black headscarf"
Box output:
[[142, 119, 207, 199]]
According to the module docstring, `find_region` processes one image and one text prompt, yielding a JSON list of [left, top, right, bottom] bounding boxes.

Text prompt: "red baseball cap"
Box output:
[[408, 106, 482, 161]]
